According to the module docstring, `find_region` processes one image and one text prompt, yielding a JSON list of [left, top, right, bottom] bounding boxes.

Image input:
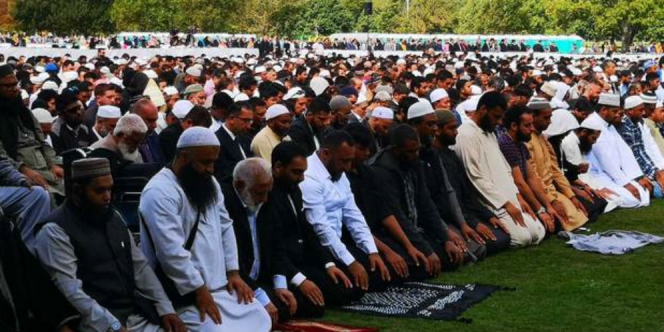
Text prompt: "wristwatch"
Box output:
[[536, 206, 547, 215], [109, 321, 122, 332]]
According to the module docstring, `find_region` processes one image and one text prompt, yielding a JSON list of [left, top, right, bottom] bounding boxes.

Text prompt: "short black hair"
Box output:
[[308, 96, 332, 115], [228, 101, 253, 117], [185, 106, 212, 127], [503, 106, 532, 129], [212, 92, 234, 110], [272, 141, 308, 167], [344, 123, 372, 149], [478, 90, 508, 111], [389, 123, 419, 147], [321, 130, 355, 150], [55, 91, 80, 114], [239, 75, 258, 91]]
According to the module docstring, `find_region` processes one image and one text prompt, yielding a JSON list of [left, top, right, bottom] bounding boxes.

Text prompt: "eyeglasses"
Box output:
[[236, 117, 253, 124]]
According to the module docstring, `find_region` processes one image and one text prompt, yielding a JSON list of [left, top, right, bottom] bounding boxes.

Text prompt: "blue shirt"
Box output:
[[618, 116, 658, 179]]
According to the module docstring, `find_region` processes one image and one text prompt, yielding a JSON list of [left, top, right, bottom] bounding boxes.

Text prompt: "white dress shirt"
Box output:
[[299, 153, 378, 266]]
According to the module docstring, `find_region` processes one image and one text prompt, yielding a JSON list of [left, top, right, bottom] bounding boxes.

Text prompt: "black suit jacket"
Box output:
[[288, 117, 320, 156], [221, 183, 288, 289], [264, 184, 334, 281], [158, 123, 184, 163], [214, 126, 253, 184]]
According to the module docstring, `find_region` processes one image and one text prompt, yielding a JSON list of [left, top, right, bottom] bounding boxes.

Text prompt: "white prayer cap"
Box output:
[[144, 69, 158, 79], [310, 77, 329, 96], [163, 86, 179, 96], [62, 71, 78, 83], [656, 100, 663, 109], [374, 91, 392, 102], [544, 109, 579, 136], [97, 105, 121, 119], [284, 87, 305, 100], [32, 108, 55, 124], [396, 59, 407, 65], [355, 94, 368, 106], [84, 63, 95, 70], [531, 70, 543, 77], [247, 58, 258, 66], [460, 96, 480, 113], [527, 97, 551, 110], [624, 96, 643, 110], [454, 61, 465, 69], [407, 101, 435, 120], [185, 67, 201, 77], [42, 81, 58, 91], [597, 93, 620, 107], [20, 90, 28, 100], [540, 82, 557, 97], [254, 66, 266, 74], [592, 66, 603, 73], [34, 65, 45, 73], [320, 69, 331, 78], [115, 59, 128, 66], [372, 107, 394, 120], [265, 104, 290, 120], [471, 85, 482, 96], [430, 88, 449, 104], [100, 66, 111, 75], [273, 65, 283, 72], [640, 93, 658, 105], [234, 93, 250, 102], [176, 127, 220, 149], [571, 68, 583, 76], [110, 77, 123, 88], [580, 116, 604, 132], [30, 75, 45, 85], [172, 100, 195, 119]]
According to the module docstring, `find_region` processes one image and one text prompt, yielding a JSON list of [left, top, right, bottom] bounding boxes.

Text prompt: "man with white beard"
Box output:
[[89, 114, 155, 178]]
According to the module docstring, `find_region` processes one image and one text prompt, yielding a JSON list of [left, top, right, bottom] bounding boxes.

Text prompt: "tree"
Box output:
[[14, 0, 114, 34], [110, 0, 179, 32]]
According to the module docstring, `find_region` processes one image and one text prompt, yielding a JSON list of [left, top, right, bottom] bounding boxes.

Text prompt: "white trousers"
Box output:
[[177, 289, 271, 332], [496, 209, 546, 248]]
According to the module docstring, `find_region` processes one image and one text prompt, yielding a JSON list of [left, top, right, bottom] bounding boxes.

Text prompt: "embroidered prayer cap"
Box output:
[[526, 97, 551, 111], [163, 86, 179, 96], [71, 158, 111, 181], [172, 100, 195, 119], [430, 88, 449, 104], [97, 106, 122, 119], [32, 108, 56, 124], [639, 93, 658, 105], [435, 110, 456, 126], [540, 82, 558, 97], [623, 96, 643, 110], [183, 84, 204, 97], [597, 93, 621, 107], [265, 104, 290, 120], [407, 101, 435, 120], [185, 66, 201, 77], [371, 106, 394, 120], [176, 127, 220, 149], [374, 91, 392, 102]]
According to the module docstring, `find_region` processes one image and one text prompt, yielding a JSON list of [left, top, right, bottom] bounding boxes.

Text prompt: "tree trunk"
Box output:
[[621, 23, 635, 53]]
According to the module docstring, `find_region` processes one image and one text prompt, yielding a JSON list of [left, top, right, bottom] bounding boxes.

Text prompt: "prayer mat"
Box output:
[[273, 321, 379, 332], [340, 282, 503, 322]]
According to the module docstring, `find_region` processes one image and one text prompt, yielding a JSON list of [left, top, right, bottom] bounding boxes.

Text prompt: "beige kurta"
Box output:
[[645, 119, 664, 156], [250, 126, 290, 162], [527, 132, 588, 231], [454, 120, 545, 247]]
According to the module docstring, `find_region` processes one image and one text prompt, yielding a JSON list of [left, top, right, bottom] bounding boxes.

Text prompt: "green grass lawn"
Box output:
[[322, 201, 664, 332]]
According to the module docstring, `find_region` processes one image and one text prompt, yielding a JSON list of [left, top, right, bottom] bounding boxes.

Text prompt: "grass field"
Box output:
[[322, 201, 664, 332]]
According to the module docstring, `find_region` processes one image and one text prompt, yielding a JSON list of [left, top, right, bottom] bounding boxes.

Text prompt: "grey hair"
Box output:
[[233, 157, 272, 188], [113, 114, 148, 136]]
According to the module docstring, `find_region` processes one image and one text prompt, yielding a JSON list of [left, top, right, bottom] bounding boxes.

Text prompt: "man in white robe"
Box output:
[[453, 91, 545, 247], [139, 127, 271, 332]]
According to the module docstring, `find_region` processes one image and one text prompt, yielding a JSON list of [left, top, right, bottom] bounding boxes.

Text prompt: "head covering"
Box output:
[[20, 90, 28, 100], [185, 67, 201, 77], [430, 88, 449, 104], [527, 98, 551, 110], [329, 96, 351, 111], [407, 101, 435, 120], [624, 96, 643, 110], [436, 110, 456, 126], [42, 81, 59, 91], [97, 105, 122, 119], [71, 158, 111, 181], [459, 96, 480, 113], [657, 100, 663, 109], [580, 116, 604, 131], [172, 100, 195, 119], [470, 85, 482, 95], [375, 85, 393, 95], [597, 93, 620, 107], [355, 94, 368, 106], [44, 63, 58, 73], [544, 109, 579, 136], [265, 104, 290, 120], [371, 107, 394, 120], [183, 84, 204, 97], [62, 71, 78, 83], [176, 127, 220, 149], [32, 108, 56, 124], [640, 93, 658, 105], [340, 86, 359, 97], [310, 77, 329, 96], [374, 91, 392, 102], [284, 87, 305, 100], [540, 82, 558, 97], [163, 86, 179, 96]]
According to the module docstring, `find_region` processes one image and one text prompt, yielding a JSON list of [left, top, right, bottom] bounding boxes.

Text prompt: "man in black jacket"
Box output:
[[369, 124, 465, 271], [214, 102, 254, 184], [221, 158, 296, 324], [266, 142, 360, 317], [159, 105, 212, 162], [51, 91, 98, 155], [289, 96, 332, 156]]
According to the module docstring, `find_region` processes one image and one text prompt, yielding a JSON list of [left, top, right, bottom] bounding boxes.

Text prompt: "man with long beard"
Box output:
[[139, 127, 271, 332], [35, 158, 187, 332]]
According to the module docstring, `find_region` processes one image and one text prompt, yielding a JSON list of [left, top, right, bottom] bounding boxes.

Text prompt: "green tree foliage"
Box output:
[[14, 0, 114, 34]]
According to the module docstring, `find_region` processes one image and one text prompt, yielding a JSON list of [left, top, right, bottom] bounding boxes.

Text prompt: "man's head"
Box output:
[[645, 72, 660, 92], [317, 130, 355, 181], [94, 83, 117, 107], [163, 86, 180, 112], [344, 123, 373, 168], [430, 88, 451, 110], [583, 83, 601, 103], [130, 99, 159, 135], [182, 106, 213, 130], [210, 92, 234, 122], [57, 91, 84, 127], [224, 102, 254, 136], [527, 98, 553, 133], [389, 124, 421, 169], [184, 84, 206, 106], [0, 65, 20, 100], [504, 106, 535, 142], [329, 95, 352, 128], [272, 141, 308, 187], [173, 127, 221, 211], [650, 102, 664, 124], [624, 96, 645, 123], [306, 97, 332, 132], [96, 105, 121, 138], [70, 158, 113, 217], [576, 123, 602, 154], [265, 104, 292, 138], [233, 158, 273, 211], [435, 110, 459, 146], [113, 114, 148, 162], [473, 91, 508, 133], [368, 107, 394, 137], [32, 108, 56, 135], [407, 101, 437, 143]]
